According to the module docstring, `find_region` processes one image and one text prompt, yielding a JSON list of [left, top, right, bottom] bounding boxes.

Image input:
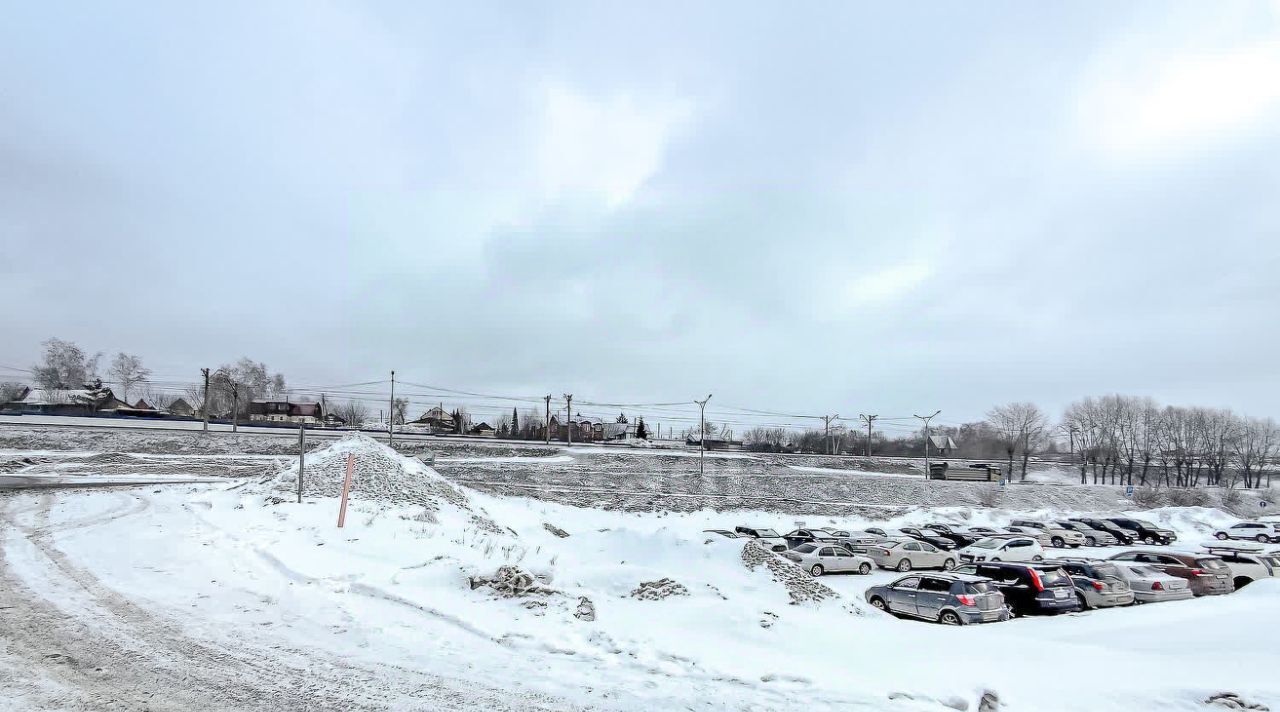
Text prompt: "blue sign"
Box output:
[[999, 478, 1006, 487], [1126, 485, 1135, 497]]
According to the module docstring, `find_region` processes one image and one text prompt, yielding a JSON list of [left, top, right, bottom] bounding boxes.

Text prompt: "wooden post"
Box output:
[[337, 453, 355, 527], [297, 423, 305, 503]]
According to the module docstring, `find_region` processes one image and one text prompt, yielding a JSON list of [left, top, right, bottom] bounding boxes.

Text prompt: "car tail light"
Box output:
[[879, 548, 891, 556], [1152, 581, 1164, 590], [1190, 569, 1208, 577], [1028, 567, 1045, 591], [1091, 581, 1105, 591], [956, 594, 975, 606]]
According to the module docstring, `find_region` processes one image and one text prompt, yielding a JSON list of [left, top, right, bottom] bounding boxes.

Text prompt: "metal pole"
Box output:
[[563, 394, 573, 445], [231, 383, 239, 433], [694, 394, 712, 476], [544, 395, 551, 444], [823, 414, 839, 455], [297, 422, 305, 503], [913, 410, 941, 479], [201, 368, 210, 432], [388, 370, 395, 446], [860, 414, 878, 457]]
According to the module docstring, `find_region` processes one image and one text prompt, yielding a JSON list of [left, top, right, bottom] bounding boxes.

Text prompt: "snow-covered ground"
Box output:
[[2, 433, 1277, 711]]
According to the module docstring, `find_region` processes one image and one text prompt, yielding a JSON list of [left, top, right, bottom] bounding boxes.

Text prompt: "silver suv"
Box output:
[[865, 572, 1009, 625]]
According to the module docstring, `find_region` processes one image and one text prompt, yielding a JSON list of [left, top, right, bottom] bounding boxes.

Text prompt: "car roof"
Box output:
[[899, 572, 987, 583]]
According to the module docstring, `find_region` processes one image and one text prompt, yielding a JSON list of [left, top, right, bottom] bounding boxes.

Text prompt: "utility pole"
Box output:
[[563, 394, 573, 445], [231, 382, 239, 433], [543, 395, 552, 444], [821, 414, 840, 455], [859, 414, 878, 457], [694, 394, 712, 476], [914, 410, 941, 480], [388, 370, 395, 446], [297, 422, 305, 503], [201, 368, 210, 432]]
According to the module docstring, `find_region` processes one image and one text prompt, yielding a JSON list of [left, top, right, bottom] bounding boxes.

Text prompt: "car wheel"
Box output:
[[942, 558, 956, 571], [1086, 536, 1097, 547], [869, 597, 888, 612], [939, 611, 962, 626], [1235, 577, 1251, 589], [1076, 592, 1089, 609], [1032, 555, 1044, 562], [897, 559, 912, 572], [858, 562, 872, 575], [990, 557, 1001, 562], [1143, 536, 1156, 545], [1051, 537, 1064, 548], [1215, 532, 1229, 540], [810, 564, 824, 577], [1256, 534, 1269, 544]]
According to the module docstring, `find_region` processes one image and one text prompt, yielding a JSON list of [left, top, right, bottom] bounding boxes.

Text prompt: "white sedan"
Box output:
[[782, 543, 875, 576], [957, 536, 1046, 564]]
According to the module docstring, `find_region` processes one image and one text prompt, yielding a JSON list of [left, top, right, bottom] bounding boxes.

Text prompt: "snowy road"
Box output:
[[0, 490, 575, 711]]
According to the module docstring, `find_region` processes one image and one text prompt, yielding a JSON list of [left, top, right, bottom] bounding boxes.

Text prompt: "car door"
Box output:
[[1003, 538, 1034, 562], [917, 541, 944, 567], [901, 541, 924, 567], [915, 577, 950, 620], [887, 577, 922, 615], [819, 546, 846, 572]]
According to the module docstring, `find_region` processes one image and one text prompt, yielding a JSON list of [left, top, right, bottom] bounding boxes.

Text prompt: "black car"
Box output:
[[922, 524, 981, 548], [782, 528, 841, 548], [1068, 517, 1136, 545], [1107, 517, 1177, 545], [951, 561, 1081, 616], [867, 526, 957, 551]]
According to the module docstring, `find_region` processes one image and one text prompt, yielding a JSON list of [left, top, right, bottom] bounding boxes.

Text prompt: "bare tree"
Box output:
[[32, 338, 101, 391], [392, 397, 409, 425], [107, 352, 151, 402], [1, 382, 24, 405], [334, 400, 369, 426], [985, 402, 1048, 480], [143, 386, 176, 410], [1233, 417, 1277, 489]]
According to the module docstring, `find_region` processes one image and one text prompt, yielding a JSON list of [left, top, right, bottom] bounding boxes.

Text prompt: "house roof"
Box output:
[[8, 387, 117, 406], [929, 435, 957, 449]]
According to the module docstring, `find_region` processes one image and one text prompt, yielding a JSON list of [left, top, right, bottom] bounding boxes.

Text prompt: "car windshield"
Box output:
[[756, 529, 780, 538], [1092, 564, 1123, 580], [1197, 558, 1228, 570], [794, 543, 819, 553], [1134, 520, 1158, 528], [1035, 568, 1069, 585], [972, 538, 1001, 549], [964, 582, 997, 594], [1126, 565, 1162, 577]]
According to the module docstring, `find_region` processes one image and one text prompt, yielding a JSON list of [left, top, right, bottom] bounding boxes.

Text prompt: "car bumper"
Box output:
[[1093, 591, 1135, 607], [1134, 589, 1194, 603], [1192, 580, 1234, 596], [956, 607, 1011, 624]]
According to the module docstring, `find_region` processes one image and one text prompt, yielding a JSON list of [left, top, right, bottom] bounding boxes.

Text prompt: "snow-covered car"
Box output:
[[865, 573, 1010, 625], [957, 536, 1045, 564], [866, 538, 957, 572], [1001, 526, 1054, 547], [865, 527, 956, 551], [1008, 520, 1086, 548], [826, 529, 885, 550], [781, 528, 842, 549], [1048, 558, 1136, 609], [1051, 520, 1118, 547], [703, 529, 739, 539], [782, 543, 874, 576], [1110, 563, 1194, 603], [733, 526, 787, 552], [1199, 545, 1278, 589], [1213, 522, 1280, 544]]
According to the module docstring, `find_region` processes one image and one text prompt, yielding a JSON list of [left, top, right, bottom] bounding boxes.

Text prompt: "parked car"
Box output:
[[1047, 558, 1135, 609], [782, 543, 875, 576], [1109, 563, 1194, 603], [826, 529, 885, 549], [1002, 526, 1054, 547], [781, 528, 841, 549], [1213, 522, 1280, 544], [950, 562, 1080, 616], [1008, 520, 1086, 548], [1068, 518, 1136, 545], [964, 526, 1006, 537], [1106, 518, 1177, 546], [702, 529, 739, 538], [866, 538, 958, 572], [1051, 520, 1118, 547], [1199, 545, 1277, 589], [922, 524, 981, 548], [734, 526, 788, 552], [1107, 550, 1233, 596], [865, 573, 1010, 625], [866, 526, 957, 551], [957, 536, 1046, 563]]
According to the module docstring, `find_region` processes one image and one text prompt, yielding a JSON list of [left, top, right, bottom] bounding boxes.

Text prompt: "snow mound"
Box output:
[[630, 578, 690, 601], [741, 540, 839, 605], [269, 434, 498, 529]]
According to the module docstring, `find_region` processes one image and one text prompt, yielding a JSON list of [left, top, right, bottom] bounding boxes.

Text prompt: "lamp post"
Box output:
[[914, 410, 941, 480], [694, 394, 712, 476]]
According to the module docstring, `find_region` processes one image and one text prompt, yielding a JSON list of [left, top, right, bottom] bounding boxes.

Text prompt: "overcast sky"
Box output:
[[2, 1, 1278, 431]]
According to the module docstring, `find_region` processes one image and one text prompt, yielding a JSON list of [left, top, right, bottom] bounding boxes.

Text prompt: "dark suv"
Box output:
[[1068, 517, 1136, 545], [1106, 518, 1176, 545], [951, 561, 1081, 616], [1108, 550, 1233, 596], [923, 524, 981, 548]]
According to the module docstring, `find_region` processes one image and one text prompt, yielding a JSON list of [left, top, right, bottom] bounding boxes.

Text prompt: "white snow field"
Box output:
[[2, 434, 1278, 711]]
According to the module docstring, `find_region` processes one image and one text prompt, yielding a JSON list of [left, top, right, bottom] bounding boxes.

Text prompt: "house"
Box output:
[[116, 398, 165, 418], [166, 398, 196, 418], [412, 406, 456, 433], [322, 412, 346, 427], [248, 400, 325, 425], [928, 435, 957, 456], [3, 386, 128, 414], [469, 422, 496, 437]]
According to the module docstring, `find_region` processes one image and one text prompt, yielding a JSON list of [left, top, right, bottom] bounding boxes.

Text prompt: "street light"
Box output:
[[914, 410, 941, 480], [694, 394, 712, 476]]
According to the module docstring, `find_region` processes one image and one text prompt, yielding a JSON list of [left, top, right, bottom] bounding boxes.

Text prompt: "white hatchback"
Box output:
[[957, 536, 1045, 564]]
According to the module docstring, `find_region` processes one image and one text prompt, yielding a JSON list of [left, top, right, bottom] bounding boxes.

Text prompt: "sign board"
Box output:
[[1126, 485, 1135, 497], [999, 478, 1006, 487]]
